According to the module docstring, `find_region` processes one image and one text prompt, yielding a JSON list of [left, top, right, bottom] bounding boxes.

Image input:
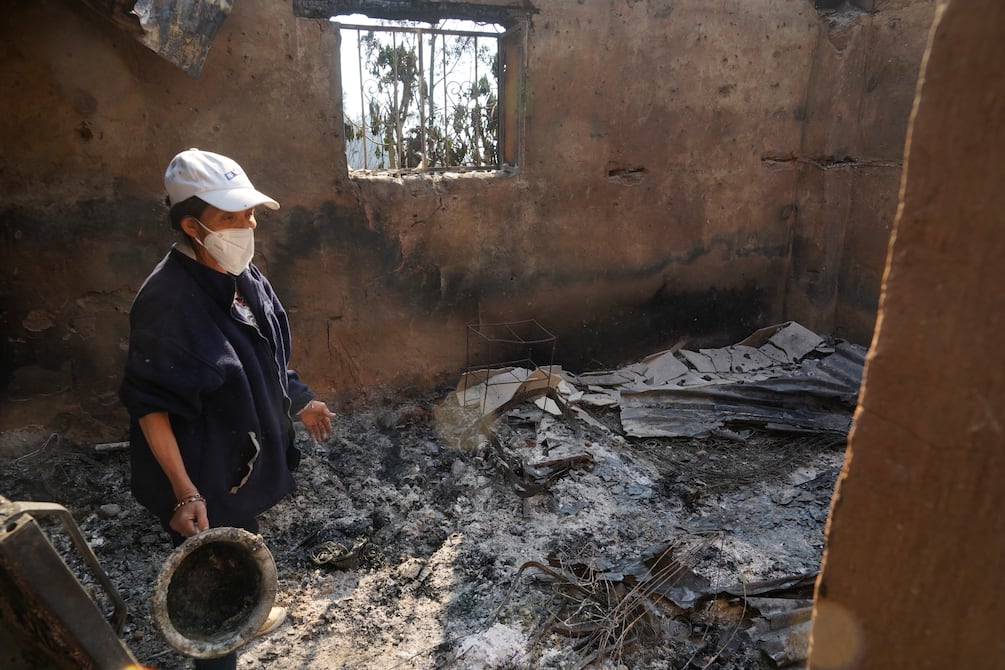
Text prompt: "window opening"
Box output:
[[334, 14, 510, 174]]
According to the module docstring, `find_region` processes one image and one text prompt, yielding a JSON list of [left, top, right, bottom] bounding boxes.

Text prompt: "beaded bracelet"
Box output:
[[173, 494, 206, 513]]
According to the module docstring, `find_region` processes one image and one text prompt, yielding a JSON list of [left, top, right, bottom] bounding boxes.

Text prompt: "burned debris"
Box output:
[[0, 322, 859, 669], [457, 320, 864, 441], [435, 320, 859, 668]]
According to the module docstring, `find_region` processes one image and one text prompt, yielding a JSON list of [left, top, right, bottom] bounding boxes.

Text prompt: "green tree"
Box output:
[[361, 32, 419, 169], [349, 27, 499, 171]]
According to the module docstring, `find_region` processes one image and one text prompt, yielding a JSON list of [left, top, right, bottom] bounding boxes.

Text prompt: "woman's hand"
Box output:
[[170, 493, 209, 537], [299, 399, 336, 442]]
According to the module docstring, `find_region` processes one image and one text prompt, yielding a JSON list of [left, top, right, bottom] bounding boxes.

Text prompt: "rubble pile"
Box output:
[[0, 323, 859, 669]]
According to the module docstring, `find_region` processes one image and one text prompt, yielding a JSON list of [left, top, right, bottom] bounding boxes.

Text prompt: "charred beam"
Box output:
[[293, 0, 536, 27]]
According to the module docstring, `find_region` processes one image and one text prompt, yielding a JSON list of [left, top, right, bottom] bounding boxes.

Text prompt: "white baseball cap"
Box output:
[[164, 148, 280, 211]]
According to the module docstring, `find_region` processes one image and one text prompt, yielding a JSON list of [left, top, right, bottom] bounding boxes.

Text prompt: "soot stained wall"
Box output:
[[0, 0, 933, 447]]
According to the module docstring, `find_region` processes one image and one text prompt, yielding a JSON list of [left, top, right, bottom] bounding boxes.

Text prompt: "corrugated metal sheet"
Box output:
[[133, 0, 233, 77], [81, 0, 232, 77], [618, 339, 865, 438]]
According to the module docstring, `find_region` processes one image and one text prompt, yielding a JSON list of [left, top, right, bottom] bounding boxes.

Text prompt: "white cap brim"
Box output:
[[199, 187, 280, 212]]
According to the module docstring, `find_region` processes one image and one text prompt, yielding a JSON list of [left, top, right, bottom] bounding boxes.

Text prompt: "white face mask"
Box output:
[[193, 218, 255, 275]]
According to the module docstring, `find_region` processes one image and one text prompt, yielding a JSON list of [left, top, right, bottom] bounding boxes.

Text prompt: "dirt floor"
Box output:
[[0, 390, 847, 670]]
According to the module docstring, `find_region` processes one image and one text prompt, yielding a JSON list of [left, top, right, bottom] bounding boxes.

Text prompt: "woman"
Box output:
[[120, 148, 335, 669]]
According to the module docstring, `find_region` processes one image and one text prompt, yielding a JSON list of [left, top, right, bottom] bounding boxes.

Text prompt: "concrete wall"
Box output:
[[0, 0, 934, 447], [786, 0, 934, 340], [809, 1, 1005, 666]]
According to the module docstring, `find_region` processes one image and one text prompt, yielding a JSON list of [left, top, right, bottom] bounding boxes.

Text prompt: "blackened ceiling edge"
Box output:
[[292, 0, 537, 28]]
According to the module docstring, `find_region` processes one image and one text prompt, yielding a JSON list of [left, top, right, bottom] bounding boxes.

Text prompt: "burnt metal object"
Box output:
[[0, 495, 137, 670], [152, 526, 277, 659], [81, 0, 233, 77], [132, 0, 233, 77], [465, 319, 558, 376]]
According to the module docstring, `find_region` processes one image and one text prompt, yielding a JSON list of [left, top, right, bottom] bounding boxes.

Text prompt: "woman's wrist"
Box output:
[[173, 493, 205, 513]]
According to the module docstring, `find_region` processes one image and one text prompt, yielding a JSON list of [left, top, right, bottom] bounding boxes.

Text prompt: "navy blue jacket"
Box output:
[[119, 247, 314, 527]]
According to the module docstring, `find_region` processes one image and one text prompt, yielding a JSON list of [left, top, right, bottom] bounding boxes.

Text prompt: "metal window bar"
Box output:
[[338, 21, 503, 173], [391, 30, 402, 169], [441, 36, 448, 165], [418, 29, 427, 166]]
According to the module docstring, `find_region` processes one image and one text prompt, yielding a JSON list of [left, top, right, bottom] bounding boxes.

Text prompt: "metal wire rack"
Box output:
[[461, 319, 558, 411]]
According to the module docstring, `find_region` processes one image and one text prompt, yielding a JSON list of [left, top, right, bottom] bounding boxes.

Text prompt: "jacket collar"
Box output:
[[169, 245, 239, 310]]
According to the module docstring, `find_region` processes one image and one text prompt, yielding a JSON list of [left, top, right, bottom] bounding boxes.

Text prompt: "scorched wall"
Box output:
[[0, 0, 934, 446]]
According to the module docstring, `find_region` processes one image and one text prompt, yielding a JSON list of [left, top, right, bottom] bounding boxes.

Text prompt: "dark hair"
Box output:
[[167, 196, 209, 231]]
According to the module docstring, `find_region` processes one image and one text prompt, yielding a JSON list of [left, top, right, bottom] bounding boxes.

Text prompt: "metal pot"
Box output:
[[151, 527, 277, 659]]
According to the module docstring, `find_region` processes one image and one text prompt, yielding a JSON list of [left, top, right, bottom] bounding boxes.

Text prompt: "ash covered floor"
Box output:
[[0, 390, 845, 670]]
